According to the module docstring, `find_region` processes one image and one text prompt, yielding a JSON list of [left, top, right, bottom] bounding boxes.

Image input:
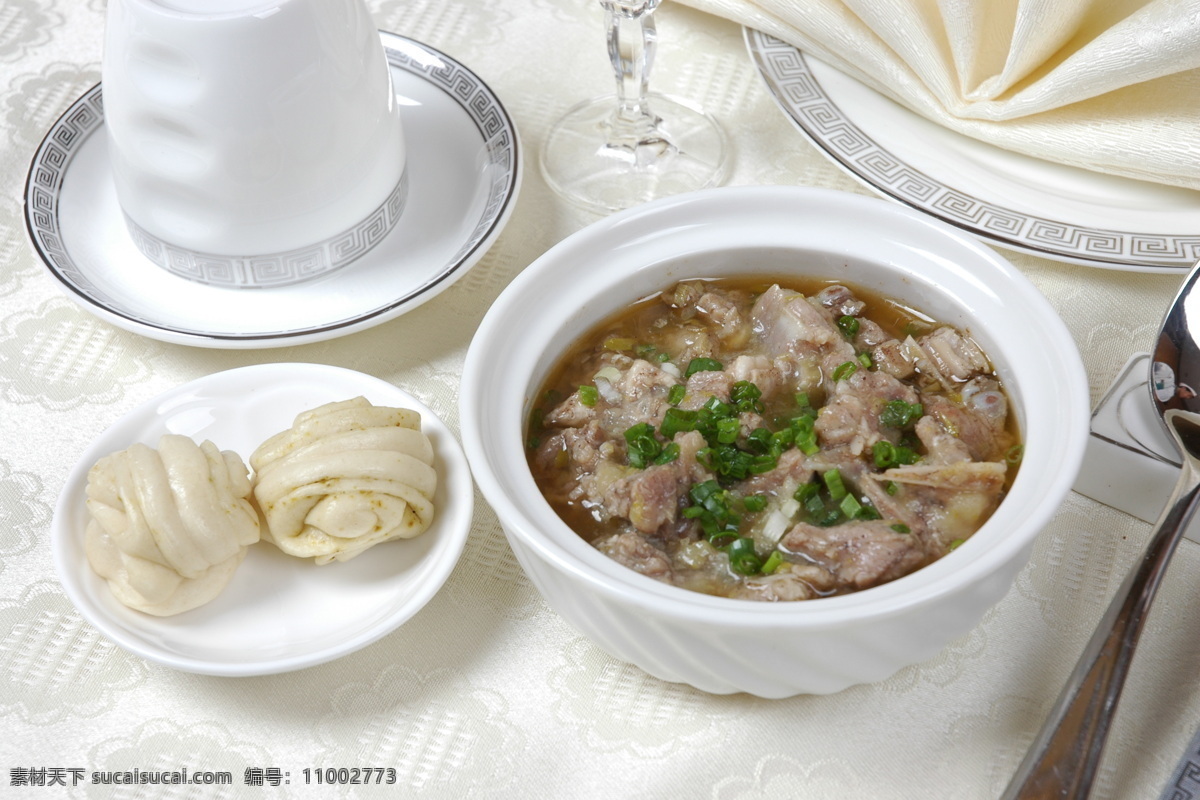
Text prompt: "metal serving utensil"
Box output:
[[1001, 261, 1200, 799]]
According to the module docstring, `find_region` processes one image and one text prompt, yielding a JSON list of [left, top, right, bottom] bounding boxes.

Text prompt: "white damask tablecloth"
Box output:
[[4, 1, 1200, 798]]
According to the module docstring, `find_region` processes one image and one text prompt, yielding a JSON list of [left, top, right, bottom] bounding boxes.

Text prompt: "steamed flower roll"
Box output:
[[84, 434, 261, 616], [250, 397, 437, 564]]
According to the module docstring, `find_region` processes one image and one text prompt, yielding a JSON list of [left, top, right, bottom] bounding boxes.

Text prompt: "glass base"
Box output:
[[540, 93, 730, 214]]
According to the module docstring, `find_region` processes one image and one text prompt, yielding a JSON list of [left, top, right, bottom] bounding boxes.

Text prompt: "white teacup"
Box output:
[[102, 0, 407, 287]]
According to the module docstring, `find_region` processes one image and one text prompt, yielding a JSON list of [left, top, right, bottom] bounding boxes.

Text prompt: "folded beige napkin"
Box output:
[[676, 0, 1200, 191]]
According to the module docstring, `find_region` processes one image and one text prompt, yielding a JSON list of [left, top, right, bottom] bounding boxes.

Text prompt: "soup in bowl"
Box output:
[[460, 186, 1088, 697]]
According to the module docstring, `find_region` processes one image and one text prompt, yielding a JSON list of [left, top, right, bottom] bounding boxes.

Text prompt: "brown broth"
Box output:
[[525, 276, 1020, 600]]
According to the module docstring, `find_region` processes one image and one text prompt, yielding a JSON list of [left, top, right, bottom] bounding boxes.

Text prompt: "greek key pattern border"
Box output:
[[383, 39, 516, 266], [128, 173, 409, 288], [22, 33, 519, 339], [746, 29, 1200, 271], [24, 84, 108, 304]]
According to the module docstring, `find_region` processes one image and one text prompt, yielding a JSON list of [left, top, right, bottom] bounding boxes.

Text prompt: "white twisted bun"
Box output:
[[84, 434, 260, 616], [250, 397, 437, 565]]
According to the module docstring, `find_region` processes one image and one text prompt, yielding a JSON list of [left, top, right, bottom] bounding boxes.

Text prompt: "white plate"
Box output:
[[745, 28, 1200, 273], [51, 363, 473, 676], [24, 32, 521, 347]]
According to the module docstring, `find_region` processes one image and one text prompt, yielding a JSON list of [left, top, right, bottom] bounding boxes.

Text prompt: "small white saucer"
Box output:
[[51, 363, 473, 676], [24, 32, 521, 348]]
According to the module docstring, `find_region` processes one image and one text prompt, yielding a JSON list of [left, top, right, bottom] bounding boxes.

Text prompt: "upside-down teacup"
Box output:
[[102, 0, 407, 287]]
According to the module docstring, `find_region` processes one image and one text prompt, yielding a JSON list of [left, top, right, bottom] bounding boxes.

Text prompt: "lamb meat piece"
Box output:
[[534, 422, 627, 508], [867, 460, 1007, 555], [625, 466, 683, 533], [553, 420, 609, 474], [871, 338, 917, 380], [879, 460, 1007, 493], [920, 393, 1013, 462], [815, 369, 920, 455], [918, 327, 990, 383], [595, 531, 675, 582], [814, 284, 866, 317], [544, 390, 597, 427], [814, 393, 874, 455], [781, 519, 929, 590], [696, 291, 749, 344], [591, 358, 678, 433], [853, 318, 890, 349], [914, 415, 972, 465], [961, 376, 1009, 424], [751, 285, 856, 367], [735, 562, 840, 601], [673, 429, 709, 479], [735, 448, 814, 498], [601, 431, 711, 533], [728, 354, 784, 400], [616, 358, 677, 401], [680, 369, 734, 409]]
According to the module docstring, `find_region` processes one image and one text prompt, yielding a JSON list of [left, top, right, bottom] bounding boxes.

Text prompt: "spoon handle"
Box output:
[[1001, 409, 1200, 799]]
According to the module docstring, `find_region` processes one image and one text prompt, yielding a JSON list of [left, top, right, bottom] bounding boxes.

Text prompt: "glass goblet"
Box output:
[[540, 0, 730, 214]]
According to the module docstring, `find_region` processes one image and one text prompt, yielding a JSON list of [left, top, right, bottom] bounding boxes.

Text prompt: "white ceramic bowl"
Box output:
[[460, 186, 1089, 698]]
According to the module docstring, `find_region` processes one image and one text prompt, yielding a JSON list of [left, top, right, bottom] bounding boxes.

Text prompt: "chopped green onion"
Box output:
[[727, 537, 763, 576], [742, 494, 768, 513], [578, 385, 599, 407], [872, 440, 921, 469], [731, 381, 764, 413], [886, 481, 900, 496], [811, 506, 843, 527], [948, 538, 966, 551], [891, 523, 911, 534], [823, 469, 848, 500], [716, 417, 740, 444], [657, 352, 672, 363], [805, 497, 826, 519], [623, 422, 661, 468], [653, 442, 680, 465], [761, 550, 786, 574], [795, 392, 814, 416], [1006, 444, 1024, 465], [880, 400, 923, 429], [685, 357, 723, 377], [791, 414, 819, 455], [831, 361, 858, 381], [858, 352, 873, 369], [794, 483, 819, 504], [698, 445, 772, 481], [636, 343, 657, 357], [685, 480, 741, 544], [839, 493, 863, 519], [660, 407, 698, 440], [873, 440, 896, 468], [745, 427, 773, 454], [702, 395, 734, 418], [837, 315, 860, 339], [667, 383, 687, 406]]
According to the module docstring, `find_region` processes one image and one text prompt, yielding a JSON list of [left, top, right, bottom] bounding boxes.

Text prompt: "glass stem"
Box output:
[[604, 0, 661, 141]]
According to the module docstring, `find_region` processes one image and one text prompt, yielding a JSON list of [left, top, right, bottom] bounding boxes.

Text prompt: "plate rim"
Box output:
[[22, 30, 521, 347], [744, 27, 1200, 273], [50, 362, 474, 676]]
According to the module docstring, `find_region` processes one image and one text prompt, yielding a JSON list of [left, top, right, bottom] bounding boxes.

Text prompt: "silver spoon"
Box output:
[[1001, 261, 1200, 799]]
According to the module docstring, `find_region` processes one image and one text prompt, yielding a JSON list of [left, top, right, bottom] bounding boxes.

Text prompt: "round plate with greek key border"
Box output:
[[746, 28, 1200, 273], [23, 32, 520, 347]]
